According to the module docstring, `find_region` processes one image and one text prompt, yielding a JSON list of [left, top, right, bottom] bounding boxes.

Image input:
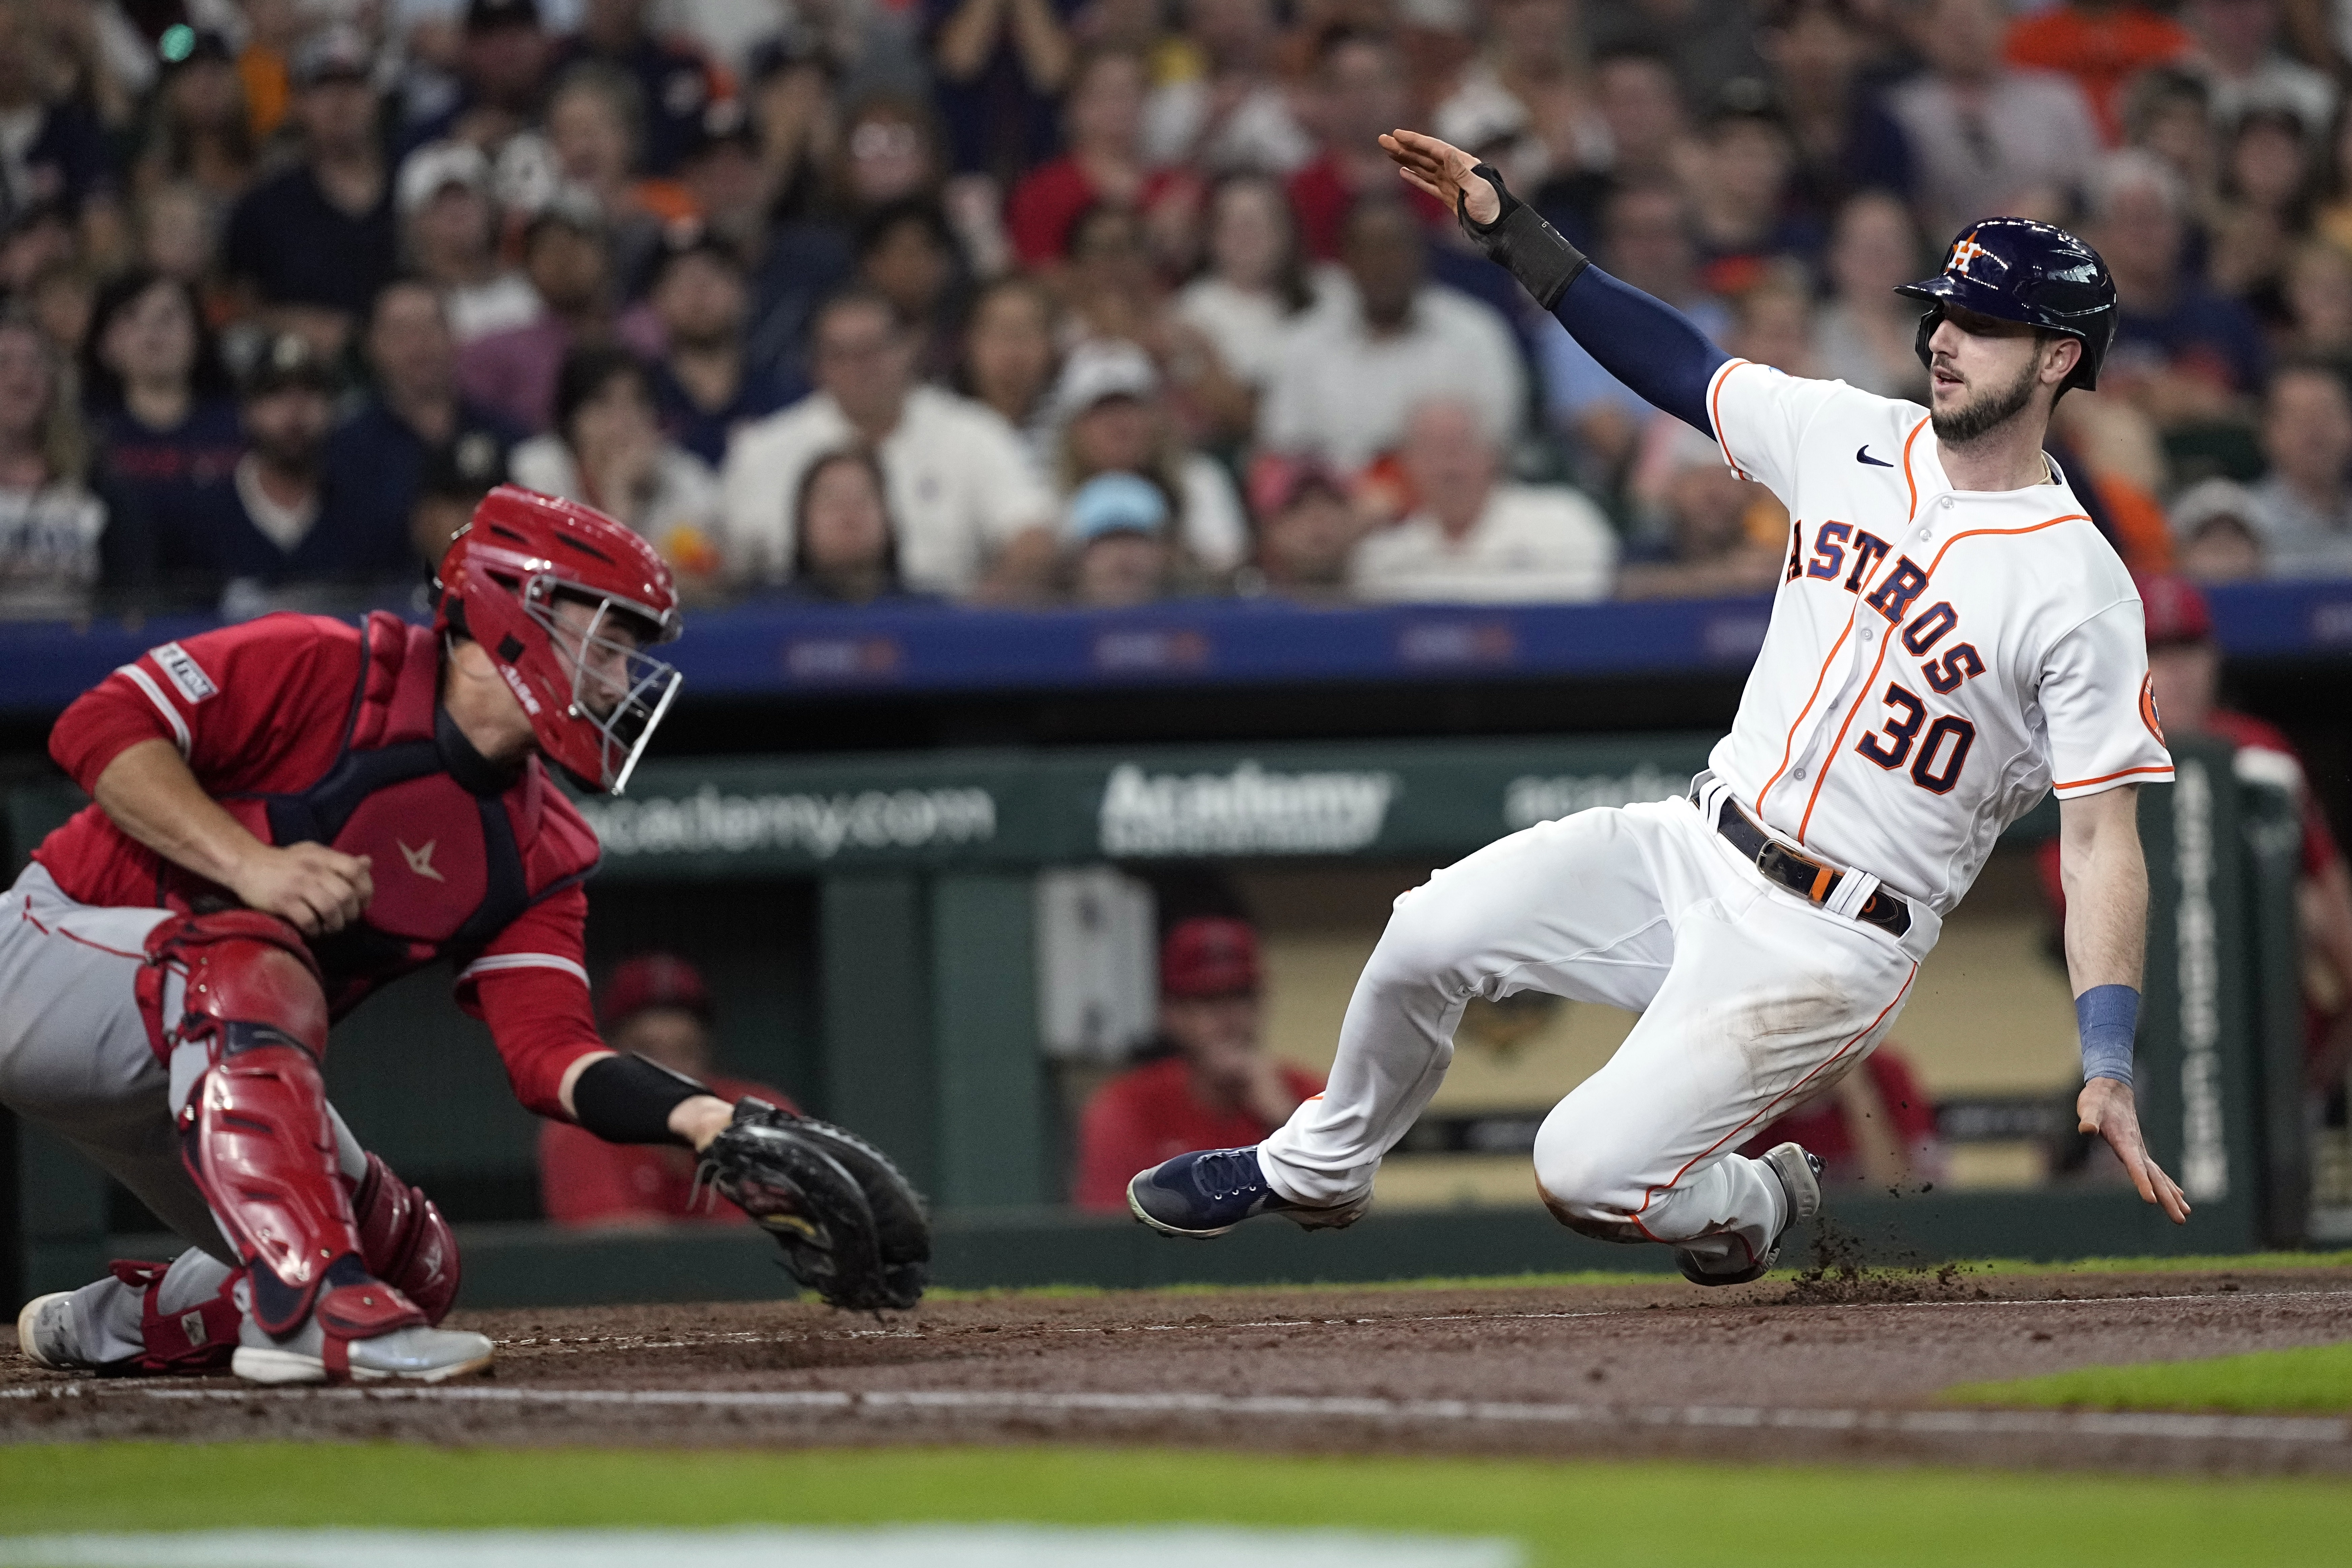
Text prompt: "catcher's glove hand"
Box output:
[[697, 1098, 931, 1311]]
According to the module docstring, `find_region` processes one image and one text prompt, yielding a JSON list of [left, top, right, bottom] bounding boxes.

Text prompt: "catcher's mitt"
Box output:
[[697, 1099, 931, 1311]]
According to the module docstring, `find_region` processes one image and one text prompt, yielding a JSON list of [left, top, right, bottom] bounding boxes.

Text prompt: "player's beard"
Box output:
[[1929, 351, 2044, 445]]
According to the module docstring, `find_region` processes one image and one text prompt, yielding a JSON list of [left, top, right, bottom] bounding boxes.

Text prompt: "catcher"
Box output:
[[6, 486, 927, 1385]]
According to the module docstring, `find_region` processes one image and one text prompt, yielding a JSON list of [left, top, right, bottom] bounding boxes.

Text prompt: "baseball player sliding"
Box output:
[[1130, 130, 2190, 1280], [7, 487, 926, 1385]]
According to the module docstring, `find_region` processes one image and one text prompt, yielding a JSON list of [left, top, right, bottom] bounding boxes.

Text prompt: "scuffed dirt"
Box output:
[[7, 1267, 2352, 1473]]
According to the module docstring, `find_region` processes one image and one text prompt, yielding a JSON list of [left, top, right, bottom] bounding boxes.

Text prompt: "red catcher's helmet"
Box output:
[[433, 485, 682, 794]]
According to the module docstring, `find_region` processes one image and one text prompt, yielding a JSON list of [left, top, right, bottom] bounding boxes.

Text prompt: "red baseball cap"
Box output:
[[1160, 916, 1262, 998], [2135, 573, 2213, 646], [597, 952, 714, 1028]]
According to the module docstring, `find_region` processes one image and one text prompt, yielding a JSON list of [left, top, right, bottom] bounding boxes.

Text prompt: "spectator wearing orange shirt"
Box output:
[[538, 953, 800, 1228], [1074, 917, 1324, 1211], [2004, 0, 2194, 144]]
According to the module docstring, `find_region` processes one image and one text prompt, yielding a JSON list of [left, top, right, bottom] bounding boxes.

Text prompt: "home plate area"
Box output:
[[5, 1269, 2349, 1473]]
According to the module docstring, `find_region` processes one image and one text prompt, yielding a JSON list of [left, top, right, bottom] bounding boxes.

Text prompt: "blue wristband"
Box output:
[[2076, 985, 2139, 1088]]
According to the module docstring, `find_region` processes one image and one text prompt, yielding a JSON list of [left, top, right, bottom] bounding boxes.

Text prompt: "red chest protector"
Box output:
[[176, 612, 596, 1015]]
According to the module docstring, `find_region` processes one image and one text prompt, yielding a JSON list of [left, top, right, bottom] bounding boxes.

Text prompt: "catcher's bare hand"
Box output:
[[2078, 1076, 2190, 1223], [231, 842, 374, 936], [1379, 128, 1498, 223]]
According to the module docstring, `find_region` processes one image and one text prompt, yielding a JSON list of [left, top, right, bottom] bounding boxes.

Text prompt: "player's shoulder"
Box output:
[[1714, 358, 1924, 433], [151, 612, 363, 695]]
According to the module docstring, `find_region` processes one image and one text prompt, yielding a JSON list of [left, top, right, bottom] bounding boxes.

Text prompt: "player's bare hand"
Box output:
[[2078, 1076, 2190, 1224], [230, 843, 374, 936], [1379, 129, 1498, 224]]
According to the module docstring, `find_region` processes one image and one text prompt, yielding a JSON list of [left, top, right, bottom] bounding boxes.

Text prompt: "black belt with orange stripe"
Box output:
[[1701, 791, 1913, 939]]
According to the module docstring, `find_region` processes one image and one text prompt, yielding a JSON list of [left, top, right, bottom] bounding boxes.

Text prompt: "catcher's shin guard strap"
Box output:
[[570, 1051, 708, 1145], [351, 1152, 461, 1323], [107, 1258, 241, 1374], [312, 1260, 428, 1381], [179, 1039, 365, 1334], [1458, 163, 1587, 311]]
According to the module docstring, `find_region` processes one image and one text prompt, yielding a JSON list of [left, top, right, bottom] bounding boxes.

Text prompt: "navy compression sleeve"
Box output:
[[1551, 266, 1730, 439], [1452, 162, 1729, 436]]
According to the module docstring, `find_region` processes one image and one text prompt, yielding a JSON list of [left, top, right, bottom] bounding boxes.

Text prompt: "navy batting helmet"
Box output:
[[1896, 218, 2117, 392]]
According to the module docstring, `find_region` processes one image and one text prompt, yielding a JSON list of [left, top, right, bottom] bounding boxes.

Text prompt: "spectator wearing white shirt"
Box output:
[[1142, 0, 1313, 175], [1171, 174, 1346, 415], [1351, 401, 1617, 603], [721, 290, 1057, 597], [1052, 339, 1247, 575], [2188, 0, 2335, 134], [397, 140, 539, 345], [1258, 198, 1526, 475], [2247, 364, 2352, 578], [1885, 0, 2102, 243], [508, 343, 725, 594]]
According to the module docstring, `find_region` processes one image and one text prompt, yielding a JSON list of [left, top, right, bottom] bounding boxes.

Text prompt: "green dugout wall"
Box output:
[[3, 732, 2306, 1306]]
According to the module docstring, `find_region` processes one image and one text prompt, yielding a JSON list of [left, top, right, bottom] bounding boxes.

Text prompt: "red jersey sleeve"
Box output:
[[1073, 1072, 1160, 1212], [456, 883, 608, 1119], [50, 615, 360, 796]]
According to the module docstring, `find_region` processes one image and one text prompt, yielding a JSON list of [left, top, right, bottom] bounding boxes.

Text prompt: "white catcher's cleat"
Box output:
[[14, 1292, 97, 1371], [1675, 1142, 1824, 1287], [232, 1323, 495, 1385]]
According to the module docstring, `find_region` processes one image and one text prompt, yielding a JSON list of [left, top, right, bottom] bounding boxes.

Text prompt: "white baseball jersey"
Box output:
[[1702, 358, 2173, 916]]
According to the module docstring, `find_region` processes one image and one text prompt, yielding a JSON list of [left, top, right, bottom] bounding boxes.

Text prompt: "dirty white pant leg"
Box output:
[[1259, 805, 1683, 1208], [1531, 851, 1922, 1267], [69, 1251, 240, 1365]]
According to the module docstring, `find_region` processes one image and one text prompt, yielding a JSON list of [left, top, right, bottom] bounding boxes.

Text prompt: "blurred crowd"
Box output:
[[6, 0, 2352, 621]]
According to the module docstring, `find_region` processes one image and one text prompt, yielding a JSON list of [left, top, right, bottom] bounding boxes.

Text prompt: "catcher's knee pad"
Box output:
[[350, 1152, 460, 1324], [104, 1258, 242, 1375], [146, 912, 365, 1335]]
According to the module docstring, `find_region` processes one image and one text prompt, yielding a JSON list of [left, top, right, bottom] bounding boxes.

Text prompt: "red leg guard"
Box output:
[[350, 1152, 461, 1325], [145, 911, 371, 1337], [104, 1259, 240, 1375]]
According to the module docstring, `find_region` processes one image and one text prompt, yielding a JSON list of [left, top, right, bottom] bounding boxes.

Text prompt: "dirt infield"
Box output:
[[8, 1262, 2352, 1474]]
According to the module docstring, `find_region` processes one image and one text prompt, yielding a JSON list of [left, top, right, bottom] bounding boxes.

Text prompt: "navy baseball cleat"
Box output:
[[1127, 1147, 1370, 1238], [1675, 1142, 1823, 1287]]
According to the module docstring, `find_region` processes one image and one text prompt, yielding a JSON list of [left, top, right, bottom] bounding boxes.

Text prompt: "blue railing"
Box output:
[[5, 578, 2349, 715]]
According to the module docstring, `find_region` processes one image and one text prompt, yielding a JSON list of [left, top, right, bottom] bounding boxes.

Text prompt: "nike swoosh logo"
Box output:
[[1857, 446, 1893, 467]]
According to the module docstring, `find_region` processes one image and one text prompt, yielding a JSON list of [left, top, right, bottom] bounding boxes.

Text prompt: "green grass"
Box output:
[[918, 1250, 2352, 1303], [1945, 1341, 2352, 1414], [1, 1444, 2345, 1567]]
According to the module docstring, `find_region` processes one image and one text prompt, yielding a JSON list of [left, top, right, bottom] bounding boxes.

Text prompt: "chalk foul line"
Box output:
[[3, 1381, 2342, 1446]]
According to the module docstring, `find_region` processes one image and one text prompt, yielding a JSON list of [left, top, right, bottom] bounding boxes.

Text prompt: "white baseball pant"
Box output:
[[1258, 777, 1938, 1270], [0, 863, 368, 1360]]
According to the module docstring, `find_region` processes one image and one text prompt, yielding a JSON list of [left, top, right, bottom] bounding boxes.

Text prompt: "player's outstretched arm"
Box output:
[[2058, 784, 2191, 1224], [1381, 128, 1730, 436]]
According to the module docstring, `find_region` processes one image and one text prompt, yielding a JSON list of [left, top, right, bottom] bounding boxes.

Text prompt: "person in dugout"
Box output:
[[2038, 573, 2352, 1109], [1075, 916, 1325, 1211], [539, 952, 800, 1227]]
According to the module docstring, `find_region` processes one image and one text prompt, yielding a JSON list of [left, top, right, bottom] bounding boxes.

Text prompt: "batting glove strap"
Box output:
[[2077, 984, 2139, 1088], [1458, 163, 1588, 312]]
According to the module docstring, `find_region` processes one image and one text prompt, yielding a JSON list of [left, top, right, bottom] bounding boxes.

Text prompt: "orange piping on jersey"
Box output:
[[1709, 359, 1752, 480], [1797, 626, 1896, 844], [1917, 514, 2090, 575], [1627, 960, 1920, 1243], [2052, 764, 2175, 790], [1901, 417, 1929, 520], [1794, 511, 2095, 843], [1758, 619, 1852, 811]]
